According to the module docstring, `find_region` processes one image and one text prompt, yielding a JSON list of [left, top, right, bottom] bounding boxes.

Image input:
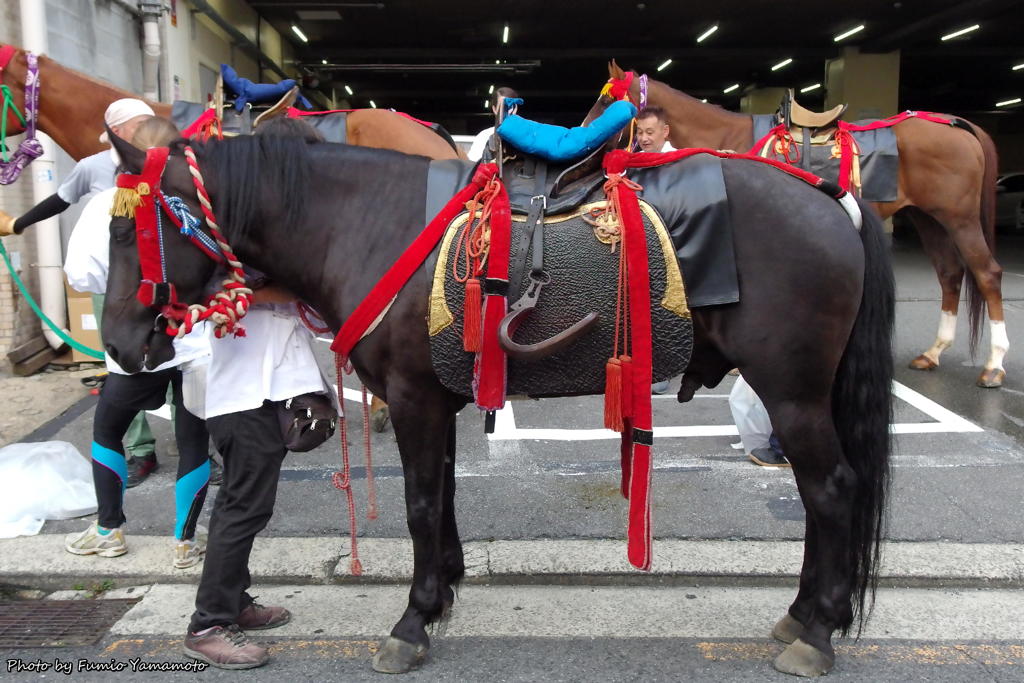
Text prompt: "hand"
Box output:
[[0, 210, 15, 236]]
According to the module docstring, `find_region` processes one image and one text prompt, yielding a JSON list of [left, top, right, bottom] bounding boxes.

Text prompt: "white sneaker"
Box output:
[[174, 535, 207, 569], [64, 522, 127, 557]]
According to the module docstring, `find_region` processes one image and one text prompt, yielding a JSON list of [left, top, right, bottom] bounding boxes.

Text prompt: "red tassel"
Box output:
[[604, 357, 624, 432], [463, 277, 482, 351], [619, 354, 634, 419]]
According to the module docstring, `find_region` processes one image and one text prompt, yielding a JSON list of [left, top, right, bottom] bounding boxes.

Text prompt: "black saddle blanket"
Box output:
[[752, 114, 899, 202], [428, 199, 693, 397], [171, 101, 350, 143]]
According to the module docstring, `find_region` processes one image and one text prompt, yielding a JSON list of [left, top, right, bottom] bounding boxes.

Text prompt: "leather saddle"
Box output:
[[781, 88, 847, 131]]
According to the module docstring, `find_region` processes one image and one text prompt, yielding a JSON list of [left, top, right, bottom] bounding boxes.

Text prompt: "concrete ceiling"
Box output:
[[249, 0, 1024, 133]]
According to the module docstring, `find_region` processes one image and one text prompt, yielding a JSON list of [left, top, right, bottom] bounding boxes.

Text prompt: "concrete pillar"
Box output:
[[825, 47, 900, 120], [740, 87, 787, 115]]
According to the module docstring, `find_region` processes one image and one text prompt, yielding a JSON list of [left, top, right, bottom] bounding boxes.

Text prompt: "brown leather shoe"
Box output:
[[183, 625, 269, 670], [237, 602, 291, 631]]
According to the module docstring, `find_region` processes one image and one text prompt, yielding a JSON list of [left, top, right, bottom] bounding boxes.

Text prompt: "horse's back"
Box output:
[[346, 109, 463, 160]]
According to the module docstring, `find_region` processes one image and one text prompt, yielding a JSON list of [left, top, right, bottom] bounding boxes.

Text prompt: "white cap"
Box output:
[[98, 98, 156, 143]]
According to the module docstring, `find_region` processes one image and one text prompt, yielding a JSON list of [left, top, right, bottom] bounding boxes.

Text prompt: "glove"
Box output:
[[0, 210, 16, 236]]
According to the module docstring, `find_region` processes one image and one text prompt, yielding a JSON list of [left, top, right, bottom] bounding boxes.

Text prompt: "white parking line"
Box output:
[[485, 381, 982, 441]]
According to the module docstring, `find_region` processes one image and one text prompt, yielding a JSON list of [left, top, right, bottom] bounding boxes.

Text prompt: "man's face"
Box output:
[[112, 115, 151, 144], [636, 115, 670, 152]]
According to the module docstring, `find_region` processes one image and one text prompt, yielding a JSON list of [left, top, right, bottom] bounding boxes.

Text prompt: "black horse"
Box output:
[[102, 131, 894, 677]]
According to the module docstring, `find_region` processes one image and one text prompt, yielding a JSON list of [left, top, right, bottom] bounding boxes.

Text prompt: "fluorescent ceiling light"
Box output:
[[801, 83, 821, 93], [723, 83, 739, 94], [488, 84, 494, 94], [996, 97, 1021, 107], [322, 59, 327, 65], [701, 98, 708, 103], [291, 25, 309, 43], [484, 99, 490, 109], [1013, 63, 1024, 71], [771, 58, 793, 71], [495, 59, 500, 64], [657, 58, 673, 71], [502, 24, 509, 43], [369, 100, 377, 108], [833, 24, 864, 42], [344, 85, 353, 95], [941, 24, 980, 41], [696, 25, 718, 43]]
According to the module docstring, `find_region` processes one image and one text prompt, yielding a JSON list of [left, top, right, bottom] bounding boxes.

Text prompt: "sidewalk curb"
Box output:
[[2, 536, 1022, 590]]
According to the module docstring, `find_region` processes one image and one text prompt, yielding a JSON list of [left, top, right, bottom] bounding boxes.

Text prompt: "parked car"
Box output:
[[996, 172, 1024, 231]]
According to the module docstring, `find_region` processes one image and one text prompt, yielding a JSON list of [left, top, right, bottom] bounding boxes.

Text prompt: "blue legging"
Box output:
[[92, 368, 209, 540]]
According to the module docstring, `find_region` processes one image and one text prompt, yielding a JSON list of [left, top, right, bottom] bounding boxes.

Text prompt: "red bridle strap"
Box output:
[[115, 147, 179, 311]]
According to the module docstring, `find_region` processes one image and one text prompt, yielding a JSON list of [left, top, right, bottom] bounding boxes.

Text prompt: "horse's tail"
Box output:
[[832, 198, 895, 636], [962, 120, 999, 355]]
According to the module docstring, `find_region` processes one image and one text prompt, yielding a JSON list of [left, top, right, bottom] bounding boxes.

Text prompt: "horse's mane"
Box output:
[[191, 134, 316, 239]]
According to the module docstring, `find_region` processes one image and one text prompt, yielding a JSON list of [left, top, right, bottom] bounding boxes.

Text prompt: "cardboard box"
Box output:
[[65, 279, 91, 299], [67, 296, 103, 363]]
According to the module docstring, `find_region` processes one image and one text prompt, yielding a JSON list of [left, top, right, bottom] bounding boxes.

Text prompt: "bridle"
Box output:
[[599, 71, 649, 151], [113, 145, 253, 339], [0, 45, 43, 185]]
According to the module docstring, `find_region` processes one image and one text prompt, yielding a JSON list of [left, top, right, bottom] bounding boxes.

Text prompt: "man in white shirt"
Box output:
[[636, 106, 676, 154]]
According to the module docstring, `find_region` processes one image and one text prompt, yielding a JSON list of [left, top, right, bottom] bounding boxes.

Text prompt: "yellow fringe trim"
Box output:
[[109, 182, 150, 218]]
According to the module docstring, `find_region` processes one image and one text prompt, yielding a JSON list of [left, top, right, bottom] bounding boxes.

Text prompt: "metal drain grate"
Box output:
[[0, 599, 138, 647]]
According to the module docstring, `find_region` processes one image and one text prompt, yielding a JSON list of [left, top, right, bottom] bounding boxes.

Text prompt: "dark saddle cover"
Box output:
[[752, 113, 899, 202], [424, 150, 736, 397], [171, 101, 351, 144]]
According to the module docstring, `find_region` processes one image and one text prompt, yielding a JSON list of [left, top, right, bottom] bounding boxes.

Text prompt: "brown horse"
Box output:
[[588, 61, 1004, 388], [0, 45, 462, 163]]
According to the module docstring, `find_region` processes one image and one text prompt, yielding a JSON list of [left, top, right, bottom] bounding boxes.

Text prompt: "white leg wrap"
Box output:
[[922, 311, 957, 364], [985, 320, 1009, 371]]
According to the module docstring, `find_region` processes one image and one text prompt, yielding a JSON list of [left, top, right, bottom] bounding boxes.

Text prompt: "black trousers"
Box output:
[[190, 400, 287, 631], [93, 369, 209, 536]]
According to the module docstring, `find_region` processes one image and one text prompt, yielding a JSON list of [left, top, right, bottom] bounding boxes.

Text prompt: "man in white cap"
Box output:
[[0, 98, 154, 237]]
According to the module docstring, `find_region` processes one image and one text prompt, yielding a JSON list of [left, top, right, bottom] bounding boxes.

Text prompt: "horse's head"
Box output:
[[582, 60, 641, 128], [103, 130, 221, 372]]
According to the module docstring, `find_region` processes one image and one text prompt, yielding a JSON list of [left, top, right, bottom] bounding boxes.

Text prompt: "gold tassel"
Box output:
[[110, 186, 145, 218]]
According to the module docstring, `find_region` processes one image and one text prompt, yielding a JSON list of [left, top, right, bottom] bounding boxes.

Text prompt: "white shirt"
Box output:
[[467, 126, 494, 162], [204, 304, 326, 419], [57, 149, 119, 204], [63, 188, 211, 375]]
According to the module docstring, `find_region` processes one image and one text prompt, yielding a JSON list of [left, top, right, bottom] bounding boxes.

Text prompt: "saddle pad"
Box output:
[[428, 201, 693, 398], [171, 100, 252, 137], [752, 114, 899, 202], [288, 111, 348, 144]]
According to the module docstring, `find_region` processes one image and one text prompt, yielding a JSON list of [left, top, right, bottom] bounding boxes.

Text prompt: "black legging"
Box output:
[[92, 369, 210, 539]]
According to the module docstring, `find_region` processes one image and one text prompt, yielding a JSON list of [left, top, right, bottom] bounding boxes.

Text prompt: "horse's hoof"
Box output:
[[771, 613, 805, 644], [909, 354, 938, 371], [977, 368, 1005, 388], [371, 637, 427, 674], [371, 406, 391, 433], [773, 638, 835, 677]]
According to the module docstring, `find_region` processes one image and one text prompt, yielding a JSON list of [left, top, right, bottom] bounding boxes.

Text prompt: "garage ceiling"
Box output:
[[250, 0, 1024, 133]]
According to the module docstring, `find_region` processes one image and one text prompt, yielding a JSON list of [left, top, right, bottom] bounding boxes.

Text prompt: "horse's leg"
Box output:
[[440, 416, 465, 596], [933, 208, 1008, 387], [758, 393, 855, 677], [904, 209, 965, 371], [372, 387, 458, 674]]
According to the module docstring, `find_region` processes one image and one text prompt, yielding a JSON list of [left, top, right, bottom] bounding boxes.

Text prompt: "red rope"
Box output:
[[332, 351, 362, 575], [361, 384, 378, 520]]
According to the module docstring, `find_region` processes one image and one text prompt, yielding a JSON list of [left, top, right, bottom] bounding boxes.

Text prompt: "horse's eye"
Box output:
[[111, 221, 135, 245]]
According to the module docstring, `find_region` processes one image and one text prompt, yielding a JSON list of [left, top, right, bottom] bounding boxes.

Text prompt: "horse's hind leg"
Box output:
[[936, 208, 1007, 387], [904, 209, 965, 371], [441, 416, 465, 597], [765, 400, 857, 677], [372, 388, 460, 674]]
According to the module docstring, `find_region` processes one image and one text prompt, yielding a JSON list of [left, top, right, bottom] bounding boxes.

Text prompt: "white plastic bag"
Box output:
[[728, 376, 773, 455], [0, 441, 97, 538]]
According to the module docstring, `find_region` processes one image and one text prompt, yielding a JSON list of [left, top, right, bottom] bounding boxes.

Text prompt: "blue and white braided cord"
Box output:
[[162, 193, 222, 258]]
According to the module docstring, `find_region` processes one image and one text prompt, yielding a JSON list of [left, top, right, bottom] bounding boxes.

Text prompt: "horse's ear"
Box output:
[[107, 125, 145, 174], [609, 59, 625, 80]]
